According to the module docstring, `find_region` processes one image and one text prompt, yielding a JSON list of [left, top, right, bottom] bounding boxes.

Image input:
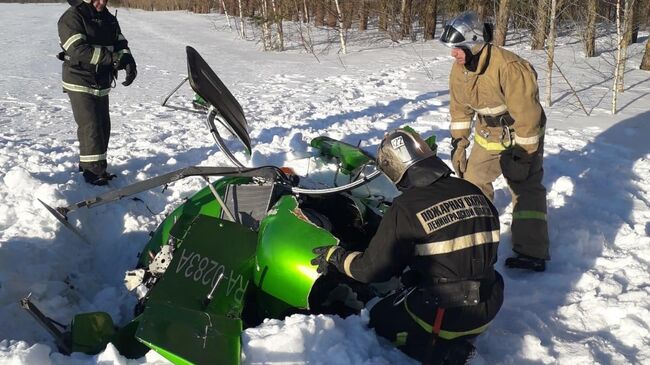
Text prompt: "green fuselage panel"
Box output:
[[138, 177, 251, 267], [254, 195, 338, 309], [137, 215, 257, 365]]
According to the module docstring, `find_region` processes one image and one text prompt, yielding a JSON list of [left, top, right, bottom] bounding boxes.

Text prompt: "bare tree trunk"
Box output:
[[545, 0, 559, 106], [617, 0, 634, 92], [641, 37, 650, 70], [326, 1, 337, 27], [613, 0, 623, 113], [271, 0, 284, 51], [630, 0, 641, 43], [333, 0, 347, 54], [469, 0, 488, 20], [314, 0, 325, 26], [423, 0, 438, 40], [359, 0, 368, 31], [378, 0, 388, 31], [401, 0, 412, 39], [531, 0, 548, 50], [221, 0, 232, 30], [341, 0, 353, 29], [584, 0, 597, 57], [261, 0, 271, 50], [237, 0, 246, 38], [303, 0, 309, 23], [623, 0, 636, 47], [494, 0, 510, 47]]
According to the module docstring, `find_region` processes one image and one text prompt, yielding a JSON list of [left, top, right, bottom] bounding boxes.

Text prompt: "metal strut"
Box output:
[[20, 296, 71, 354], [160, 76, 204, 114]]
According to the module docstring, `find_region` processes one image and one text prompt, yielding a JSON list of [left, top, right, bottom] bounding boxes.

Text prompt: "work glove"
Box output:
[[450, 137, 470, 178], [311, 245, 347, 275], [500, 146, 533, 182], [112, 52, 135, 71], [122, 62, 137, 86]]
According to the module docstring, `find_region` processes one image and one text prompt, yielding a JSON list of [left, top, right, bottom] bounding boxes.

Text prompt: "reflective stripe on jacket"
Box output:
[[58, 2, 130, 95], [449, 44, 545, 154]]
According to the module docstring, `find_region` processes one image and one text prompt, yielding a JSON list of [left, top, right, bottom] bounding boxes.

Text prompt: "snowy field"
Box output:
[[1, 3, 650, 364]]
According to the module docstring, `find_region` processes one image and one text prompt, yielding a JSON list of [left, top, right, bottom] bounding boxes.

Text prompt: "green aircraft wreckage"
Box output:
[[27, 46, 437, 365]]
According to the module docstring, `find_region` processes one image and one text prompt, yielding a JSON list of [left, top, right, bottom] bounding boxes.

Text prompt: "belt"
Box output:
[[420, 270, 497, 308], [481, 112, 514, 128]]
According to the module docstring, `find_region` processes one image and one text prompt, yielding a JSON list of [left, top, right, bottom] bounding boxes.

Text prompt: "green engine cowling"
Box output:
[[254, 195, 338, 309]]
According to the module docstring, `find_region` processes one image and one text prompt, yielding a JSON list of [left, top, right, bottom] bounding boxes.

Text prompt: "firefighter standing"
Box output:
[[440, 11, 549, 271], [312, 129, 504, 364], [57, 0, 137, 185]]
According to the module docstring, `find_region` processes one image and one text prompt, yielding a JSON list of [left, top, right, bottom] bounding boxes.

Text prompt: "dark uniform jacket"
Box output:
[[341, 174, 503, 333], [58, 0, 130, 96], [342, 176, 499, 284]]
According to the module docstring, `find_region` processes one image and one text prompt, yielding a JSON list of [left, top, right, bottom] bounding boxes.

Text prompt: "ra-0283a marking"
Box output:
[[174, 248, 249, 305]]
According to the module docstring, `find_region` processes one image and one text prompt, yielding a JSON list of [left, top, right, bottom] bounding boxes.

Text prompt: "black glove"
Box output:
[[112, 52, 135, 71], [500, 146, 532, 182], [311, 246, 347, 275], [122, 62, 137, 86], [400, 269, 421, 287]]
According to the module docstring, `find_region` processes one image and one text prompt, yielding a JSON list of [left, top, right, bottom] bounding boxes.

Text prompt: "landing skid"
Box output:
[[38, 199, 91, 245]]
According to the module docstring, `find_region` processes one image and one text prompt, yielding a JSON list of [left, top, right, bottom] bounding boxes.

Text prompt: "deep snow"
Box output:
[[1, 4, 649, 365]]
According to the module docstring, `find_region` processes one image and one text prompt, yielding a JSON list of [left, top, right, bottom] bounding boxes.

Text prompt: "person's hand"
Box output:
[[500, 146, 533, 182], [311, 246, 346, 275], [122, 62, 137, 86], [451, 137, 470, 178], [112, 52, 135, 71]]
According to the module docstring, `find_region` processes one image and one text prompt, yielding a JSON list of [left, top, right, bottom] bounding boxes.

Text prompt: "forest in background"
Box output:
[[104, 0, 650, 113], [106, 0, 650, 70]]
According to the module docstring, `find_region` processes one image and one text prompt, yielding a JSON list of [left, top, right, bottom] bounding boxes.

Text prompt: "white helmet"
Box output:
[[440, 11, 492, 48]]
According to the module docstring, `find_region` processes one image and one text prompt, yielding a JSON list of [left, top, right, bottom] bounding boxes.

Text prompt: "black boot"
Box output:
[[505, 254, 546, 272], [82, 170, 116, 186]]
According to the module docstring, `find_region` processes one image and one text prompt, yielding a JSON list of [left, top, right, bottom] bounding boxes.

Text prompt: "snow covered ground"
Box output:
[[1, 4, 649, 364]]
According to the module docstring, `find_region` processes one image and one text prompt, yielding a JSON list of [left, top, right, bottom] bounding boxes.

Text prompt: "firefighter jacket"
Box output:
[[449, 44, 546, 155], [57, 1, 130, 96], [339, 175, 500, 293]]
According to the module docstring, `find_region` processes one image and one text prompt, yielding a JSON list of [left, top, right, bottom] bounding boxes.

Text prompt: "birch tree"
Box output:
[[271, 0, 284, 51], [613, 0, 635, 112], [610, 0, 637, 113], [333, 0, 347, 54], [261, 0, 272, 50], [238, 0, 246, 38], [221, 0, 233, 31]]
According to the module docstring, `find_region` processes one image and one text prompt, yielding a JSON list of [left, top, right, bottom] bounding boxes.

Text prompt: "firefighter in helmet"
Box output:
[[312, 129, 504, 364], [57, 0, 137, 185], [441, 11, 550, 271]]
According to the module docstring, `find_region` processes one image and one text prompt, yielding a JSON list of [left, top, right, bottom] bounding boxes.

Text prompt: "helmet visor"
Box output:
[[440, 25, 466, 47]]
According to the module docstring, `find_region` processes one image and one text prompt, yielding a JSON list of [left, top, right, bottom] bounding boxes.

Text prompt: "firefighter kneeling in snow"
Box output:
[[312, 129, 503, 364], [57, 0, 137, 185]]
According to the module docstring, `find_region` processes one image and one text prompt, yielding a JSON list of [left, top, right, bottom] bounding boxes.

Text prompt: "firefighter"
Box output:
[[57, 0, 137, 185], [312, 129, 504, 364], [440, 11, 549, 271]]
